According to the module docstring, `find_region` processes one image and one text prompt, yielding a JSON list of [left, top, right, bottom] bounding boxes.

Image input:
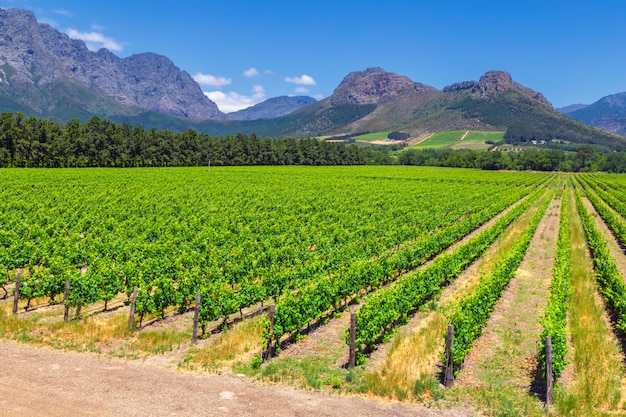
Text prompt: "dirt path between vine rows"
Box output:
[[455, 194, 561, 390], [0, 340, 474, 417]]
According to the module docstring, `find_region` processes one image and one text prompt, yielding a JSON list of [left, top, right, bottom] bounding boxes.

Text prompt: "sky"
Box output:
[[1, 0, 625, 113]]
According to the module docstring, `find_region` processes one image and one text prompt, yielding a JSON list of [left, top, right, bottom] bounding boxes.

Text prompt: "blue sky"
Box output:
[[1, 0, 625, 112]]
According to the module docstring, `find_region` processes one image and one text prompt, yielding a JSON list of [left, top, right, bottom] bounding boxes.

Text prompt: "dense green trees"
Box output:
[[0, 113, 367, 167], [398, 145, 626, 173]]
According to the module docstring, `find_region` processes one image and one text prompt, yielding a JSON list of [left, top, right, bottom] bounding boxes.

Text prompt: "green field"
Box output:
[[450, 131, 504, 150], [408, 130, 504, 150], [409, 130, 466, 149], [352, 131, 391, 141]]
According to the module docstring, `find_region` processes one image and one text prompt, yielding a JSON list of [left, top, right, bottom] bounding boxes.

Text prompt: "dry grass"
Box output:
[[0, 298, 194, 358], [0, 300, 131, 350], [181, 316, 264, 373], [372, 311, 447, 394]]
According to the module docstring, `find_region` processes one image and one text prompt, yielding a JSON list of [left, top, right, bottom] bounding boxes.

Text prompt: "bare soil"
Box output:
[[0, 340, 474, 417]]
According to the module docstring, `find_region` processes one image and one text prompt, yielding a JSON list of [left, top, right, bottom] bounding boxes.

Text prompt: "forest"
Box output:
[[0, 113, 367, 167]]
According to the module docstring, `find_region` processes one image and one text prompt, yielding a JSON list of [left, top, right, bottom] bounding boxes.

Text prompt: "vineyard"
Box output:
[[2, 166, 626, 416]]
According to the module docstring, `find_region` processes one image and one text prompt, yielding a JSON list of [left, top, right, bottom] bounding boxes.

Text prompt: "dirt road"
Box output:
[[0, 340, 471, 417]]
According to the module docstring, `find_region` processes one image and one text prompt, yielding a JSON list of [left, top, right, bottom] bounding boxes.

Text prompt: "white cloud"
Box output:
[[204, 85, 267, 113], [53, 9, 74, 17], [193, 72, 232, 87], [243, 67, 260, 78], [313, 94, 325, 100], [66, 28, 123, 52], [284, 74, 317, 86], [294, 87, 310, 94]]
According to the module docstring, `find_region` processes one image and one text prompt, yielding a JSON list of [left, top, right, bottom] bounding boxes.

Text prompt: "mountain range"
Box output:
[[0, 7, 625, 151], [559, 93, 626, 137]]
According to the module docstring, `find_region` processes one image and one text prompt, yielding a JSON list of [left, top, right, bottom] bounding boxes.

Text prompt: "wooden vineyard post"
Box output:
[[12, 271, 21, 315], [444, 324, 455, 388], [546, 336, 553, 406], [192, 292, 201, 342], [348, 310, 356, 369], [63, 277, 71, 322], [128, 286, 138, 330], [264, 304, 275, 361]]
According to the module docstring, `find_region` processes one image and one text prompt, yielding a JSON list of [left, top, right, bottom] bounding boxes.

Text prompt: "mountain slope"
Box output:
[[566, 92, 626, 136], [0, 8, 224, 121]]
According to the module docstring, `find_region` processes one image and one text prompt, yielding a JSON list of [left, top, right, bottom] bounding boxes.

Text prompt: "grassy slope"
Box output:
[[353, 132, 391, 141], [408, 130, 466, 149]]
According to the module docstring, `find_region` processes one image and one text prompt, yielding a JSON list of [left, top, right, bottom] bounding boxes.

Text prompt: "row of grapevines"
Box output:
[[0, 168, 549, 328], [574, 182, 626, 334], [196, 181, 535, 331], [447, 187, 554, 375], [3, 169, 505, 318], [266, 179, 550, 349], [538, 187, 570, 381], [584, 174, 626, 204], [258, 183, 525, 302], [351, 182, 550, 357], [578, 176, 626, 247]]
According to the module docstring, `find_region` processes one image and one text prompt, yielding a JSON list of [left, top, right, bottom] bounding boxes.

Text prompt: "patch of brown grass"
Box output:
[[181, 317, 263, 373], [373, 311, 447, 394]]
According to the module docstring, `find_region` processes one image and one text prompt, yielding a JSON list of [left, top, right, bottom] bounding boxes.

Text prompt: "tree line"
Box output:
[[3, 111, 626, 172], [0, 113, 367, 167], [397, 145, 626, 173]]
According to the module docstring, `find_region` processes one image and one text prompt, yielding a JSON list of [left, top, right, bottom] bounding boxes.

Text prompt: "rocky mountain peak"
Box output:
[[443, 70, 551, 107], [330, 67, 435, 106], [477, 70, 514, 93], [0, 8, 224, 121]]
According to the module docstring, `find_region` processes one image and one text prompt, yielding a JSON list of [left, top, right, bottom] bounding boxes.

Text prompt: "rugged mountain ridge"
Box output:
[[443, 71, 551, 107], [330, 67, 436, 106], [0, 8, 223, 121]]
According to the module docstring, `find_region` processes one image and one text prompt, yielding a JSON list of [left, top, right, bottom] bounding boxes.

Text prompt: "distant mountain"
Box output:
[[566, 92, 626, 137], [192, 69, 625, 151], [0, 8, 224, 121], [227, 96, 317, 121], [558, 104, 589, 114]]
